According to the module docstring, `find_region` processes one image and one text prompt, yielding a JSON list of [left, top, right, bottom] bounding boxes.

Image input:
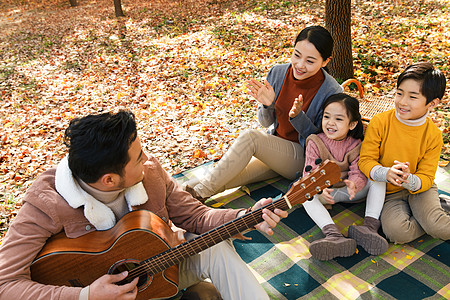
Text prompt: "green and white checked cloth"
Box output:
[[174, 162, 450, 300]]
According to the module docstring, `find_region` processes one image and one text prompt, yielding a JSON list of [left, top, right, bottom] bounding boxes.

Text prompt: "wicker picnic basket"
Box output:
[[341, 79, 395, 128]]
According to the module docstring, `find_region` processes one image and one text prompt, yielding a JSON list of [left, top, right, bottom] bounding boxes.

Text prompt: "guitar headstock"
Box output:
[[284, 159, 340, 207]]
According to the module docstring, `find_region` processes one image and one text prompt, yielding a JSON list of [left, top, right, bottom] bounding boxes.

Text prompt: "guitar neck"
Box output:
[[135, 198, 290, 278], [129, 160, 339, 281]]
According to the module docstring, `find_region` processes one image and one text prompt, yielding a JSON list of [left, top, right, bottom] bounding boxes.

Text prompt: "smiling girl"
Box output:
[[184, 26, 343, 201], [302, 93, 388, 261]]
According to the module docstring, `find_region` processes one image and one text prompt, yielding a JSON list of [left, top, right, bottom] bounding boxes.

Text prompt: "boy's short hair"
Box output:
[[397, 62, 446, 104], [64, 110, 137, 183]]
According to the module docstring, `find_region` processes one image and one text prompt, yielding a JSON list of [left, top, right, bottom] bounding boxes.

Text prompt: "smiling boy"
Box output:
[[359, 62, 450, 244]]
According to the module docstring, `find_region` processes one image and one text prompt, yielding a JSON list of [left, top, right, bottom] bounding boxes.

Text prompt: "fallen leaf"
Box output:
[[438, 160, 449, 167], [241, 186, 251, 195]]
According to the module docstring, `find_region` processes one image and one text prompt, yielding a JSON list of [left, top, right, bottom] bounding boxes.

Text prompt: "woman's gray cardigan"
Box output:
[[257, 63, 343, 148]]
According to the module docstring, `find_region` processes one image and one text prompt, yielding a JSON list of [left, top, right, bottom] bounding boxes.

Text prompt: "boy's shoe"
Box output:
[[348, 216, 389, 256], [309, 224, 357, 261]]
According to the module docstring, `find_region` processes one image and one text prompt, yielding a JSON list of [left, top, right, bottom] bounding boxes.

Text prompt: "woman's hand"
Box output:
[[289, 94, 303, 118], [245, 79, 275, 106]]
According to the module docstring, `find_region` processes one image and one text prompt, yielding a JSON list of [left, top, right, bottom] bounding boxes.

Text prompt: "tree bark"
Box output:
[[68, 0, 78, 7], [325, 0, 353, 81], [114, 0, 125, 17]]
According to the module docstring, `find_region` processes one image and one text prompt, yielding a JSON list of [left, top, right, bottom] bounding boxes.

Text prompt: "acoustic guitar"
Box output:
[[31, 159, 340, 299]]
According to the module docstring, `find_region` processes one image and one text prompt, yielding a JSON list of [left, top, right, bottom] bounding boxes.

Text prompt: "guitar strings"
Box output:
[[124, 202, 281, 280], [124, 169, 330, 281], [123, 199, 296, 281]]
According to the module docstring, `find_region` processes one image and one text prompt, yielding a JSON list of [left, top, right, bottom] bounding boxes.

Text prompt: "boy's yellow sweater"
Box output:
[[359, 109, 443, 194]]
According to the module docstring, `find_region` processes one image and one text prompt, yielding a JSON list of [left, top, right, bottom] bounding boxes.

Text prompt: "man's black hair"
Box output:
[[64, 110, 137, 183]]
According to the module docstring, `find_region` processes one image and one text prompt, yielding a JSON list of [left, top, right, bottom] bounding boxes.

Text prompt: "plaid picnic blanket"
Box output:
[[174, 162, 450, 300]]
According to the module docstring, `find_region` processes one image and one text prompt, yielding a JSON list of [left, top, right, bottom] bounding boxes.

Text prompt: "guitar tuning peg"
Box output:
[[305, 165, 312, 172], [315, 158, 322, 165]]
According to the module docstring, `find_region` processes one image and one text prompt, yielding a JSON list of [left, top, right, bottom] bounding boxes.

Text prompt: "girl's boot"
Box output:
[[309, 224, 356, 260], [348, 216, 389, 255]]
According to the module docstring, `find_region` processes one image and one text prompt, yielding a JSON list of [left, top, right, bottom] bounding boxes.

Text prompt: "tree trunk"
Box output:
[[325, 0, 353, 81], [114, 0, 125, 17], [68, 0, 78, 7]]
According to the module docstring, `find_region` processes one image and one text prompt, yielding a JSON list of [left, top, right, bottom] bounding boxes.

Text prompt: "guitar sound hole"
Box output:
[[108, 259, 152, 291]]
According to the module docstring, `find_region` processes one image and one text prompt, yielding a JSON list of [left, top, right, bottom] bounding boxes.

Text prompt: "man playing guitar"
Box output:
[[0, 110, 287, 300]]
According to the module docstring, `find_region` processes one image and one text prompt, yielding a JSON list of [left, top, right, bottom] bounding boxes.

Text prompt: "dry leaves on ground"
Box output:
[[0, 0, 449, 239]]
